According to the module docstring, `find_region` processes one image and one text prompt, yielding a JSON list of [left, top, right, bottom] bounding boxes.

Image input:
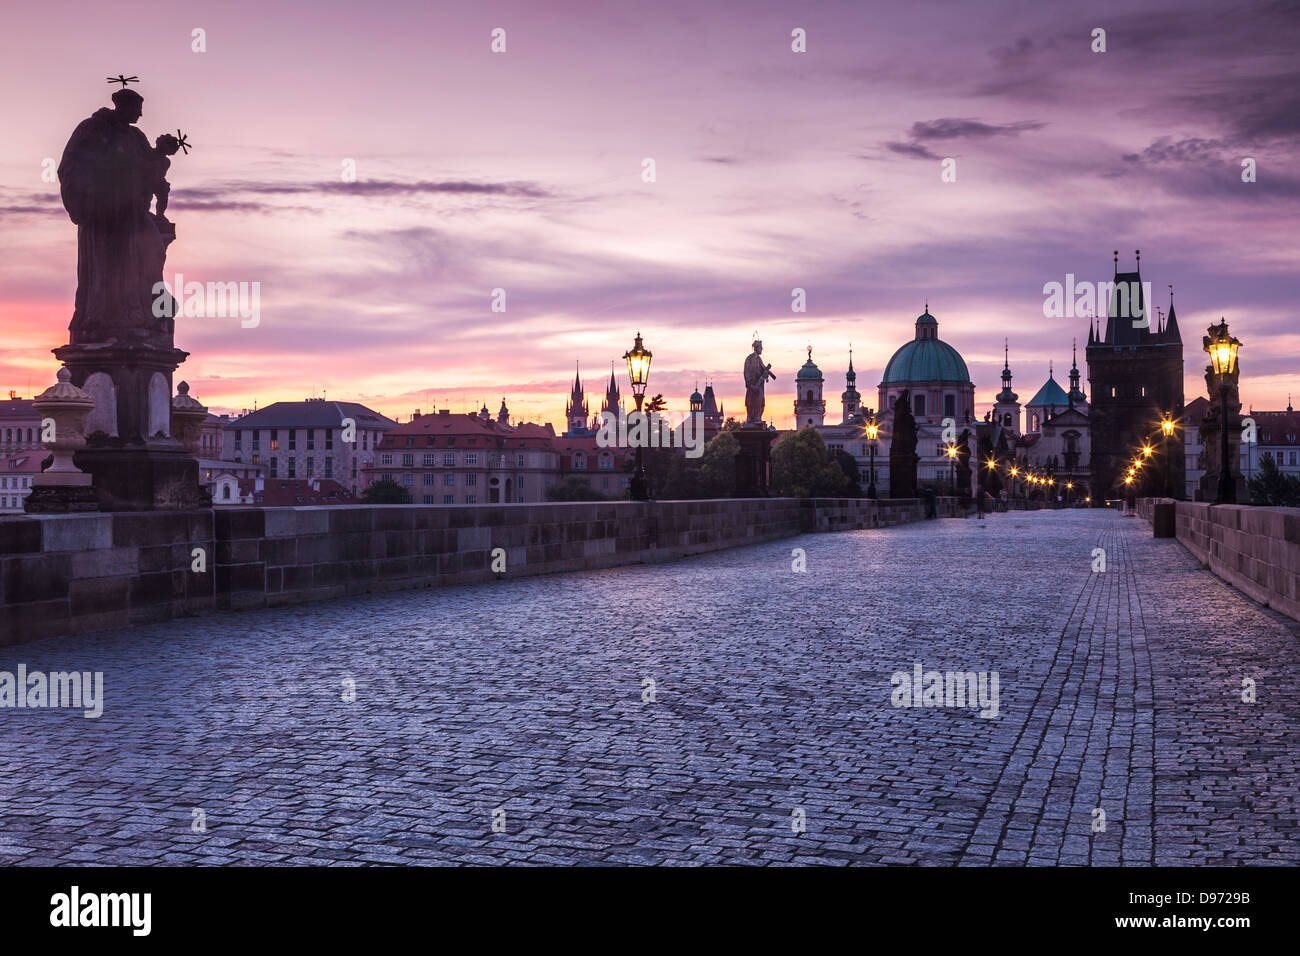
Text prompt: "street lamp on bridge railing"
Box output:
[[866, 419, 879, 499], [1205, 320, 1241, 505], [623, 331, 652, 501], [1160, 416, 1176, 498]]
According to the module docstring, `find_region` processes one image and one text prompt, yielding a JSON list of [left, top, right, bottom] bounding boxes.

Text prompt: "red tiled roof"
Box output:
[[4, 453, 47, 473], [379, 412, 556, 449], [234, 477, 357, 506]]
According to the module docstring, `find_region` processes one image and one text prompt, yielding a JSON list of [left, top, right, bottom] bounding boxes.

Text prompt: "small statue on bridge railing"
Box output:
[[58, 79, 188, 346], [889, 389, 919, 499], [743, 338, 776, 427]]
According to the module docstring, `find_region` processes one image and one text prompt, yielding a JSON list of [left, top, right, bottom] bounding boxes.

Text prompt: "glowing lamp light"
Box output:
[[1204, 320, 1241, 377], [622, 332, 652, 397], [866, 421, 879, 441], [1161, 419, 1175, 437]]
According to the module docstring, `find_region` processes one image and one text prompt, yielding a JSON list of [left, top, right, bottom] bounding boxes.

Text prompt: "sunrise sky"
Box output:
[[1, 0, 1297, 429]]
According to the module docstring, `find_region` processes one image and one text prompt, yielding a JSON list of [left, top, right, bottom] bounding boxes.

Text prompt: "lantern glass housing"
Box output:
[[623, 332, 652, 395], [1205, 322, 1240, 377]]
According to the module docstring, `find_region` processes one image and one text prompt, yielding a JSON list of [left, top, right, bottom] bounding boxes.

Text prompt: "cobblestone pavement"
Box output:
[[2, 509, 1297, 866]]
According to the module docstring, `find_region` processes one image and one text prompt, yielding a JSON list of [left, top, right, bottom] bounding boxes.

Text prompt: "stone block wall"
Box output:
[[2, 497, 940, 645], [1138, 498, 1300, 622], [0, 512, 214, 642]]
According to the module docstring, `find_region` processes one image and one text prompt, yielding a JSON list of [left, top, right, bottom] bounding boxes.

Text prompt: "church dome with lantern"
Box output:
[[878, 308, 976, 423]]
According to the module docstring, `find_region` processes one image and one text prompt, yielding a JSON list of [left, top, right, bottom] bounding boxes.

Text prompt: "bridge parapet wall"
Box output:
[[1137, 497, 1300, 622], [2, 497, 943, 645]]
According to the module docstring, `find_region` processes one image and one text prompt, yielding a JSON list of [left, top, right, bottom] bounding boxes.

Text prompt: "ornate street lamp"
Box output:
[[1204, 319, 1241, 505], [866, 419, 879, 499], [946, 444, 958, 495], [623, 331, 652, 501]]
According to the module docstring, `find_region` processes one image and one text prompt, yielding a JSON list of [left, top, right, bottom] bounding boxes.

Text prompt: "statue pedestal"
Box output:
[[734, 427, 772, 497], [53, 341, 210, 511]]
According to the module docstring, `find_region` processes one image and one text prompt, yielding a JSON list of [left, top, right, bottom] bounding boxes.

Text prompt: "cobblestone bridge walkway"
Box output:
[[2, 509, 1297, 865]]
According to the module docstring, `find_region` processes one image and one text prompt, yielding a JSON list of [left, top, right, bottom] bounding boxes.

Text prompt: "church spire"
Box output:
[[1068, 338, 1085, 406], [1163, 283, 1181, 343]]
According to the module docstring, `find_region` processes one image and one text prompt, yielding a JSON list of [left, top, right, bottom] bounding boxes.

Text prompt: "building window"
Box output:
[[325, 457, 333, 478], [270, 458, 278, 477], [466, 474, 477, 486], [465, 453, 478, 466], [401, 453, 414, 467], [517, 454, 525, 467], [944, 394, 955, 418], [913, 394, 925, 418], [423, 453, 436, 466], [307, 430, 315, 451], [423, 473, 434, 485], [288, 459, 296, 478], [574, 453, 586, 470], [443, 494, 454, 504], [289, 429, 296, 451], [234, 430, 243, 451], [422, 495, 434, 504], [325, 429, 334, 450], [599, 454, 613, 470], [402, 473, 414, 486], [380, 453, 393, 466], [306, 457, 314, 477], [444, 452, 455, 466], [465, 494, 476, 504], [444, 474, 455, 486]]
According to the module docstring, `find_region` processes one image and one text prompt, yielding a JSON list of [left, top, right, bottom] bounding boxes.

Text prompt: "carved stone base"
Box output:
[[25, 483, 101, 513], [72, 447, 212, 511], [734, 427, 772, 498]]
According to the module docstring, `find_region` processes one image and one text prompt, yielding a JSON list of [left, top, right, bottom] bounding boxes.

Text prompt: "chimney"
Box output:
[[412, 409, 421, 420], [439, 408, 450, 416]]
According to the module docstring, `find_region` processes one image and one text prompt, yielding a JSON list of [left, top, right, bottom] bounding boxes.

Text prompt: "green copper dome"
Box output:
[[796, 348, 823, 381], [881, 312, 971, 386]]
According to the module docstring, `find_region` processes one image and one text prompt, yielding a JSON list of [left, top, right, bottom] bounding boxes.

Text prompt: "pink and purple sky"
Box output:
[[1, 0, 1297, 428]]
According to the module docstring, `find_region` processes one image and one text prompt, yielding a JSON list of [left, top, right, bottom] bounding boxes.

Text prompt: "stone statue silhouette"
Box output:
[[58, 88, 174, 345], [889, 389, 919, 498], [743, 339, 776, 426], [955, 428, 973, 497]]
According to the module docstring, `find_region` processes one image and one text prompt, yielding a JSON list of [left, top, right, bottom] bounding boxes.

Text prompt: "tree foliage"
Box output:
[[1248, 454, 1300, 506], [361, 479, 412, 504], [546, 476, 612, 501], [770, 427, 848, 498]]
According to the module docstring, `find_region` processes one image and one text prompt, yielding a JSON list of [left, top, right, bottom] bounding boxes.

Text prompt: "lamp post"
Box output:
[[1010, 465, 1019, 506], [866, 419, 879, 499], [946, 444, 958, 496], [623, 331, 652, 501], [1205, 320, 1241, 505], [1160, 416, 1175, 498]]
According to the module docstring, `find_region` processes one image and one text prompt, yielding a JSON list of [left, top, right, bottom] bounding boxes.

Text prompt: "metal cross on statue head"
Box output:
[[106, 74, 139, 89], [175, 130, 192, 155]]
